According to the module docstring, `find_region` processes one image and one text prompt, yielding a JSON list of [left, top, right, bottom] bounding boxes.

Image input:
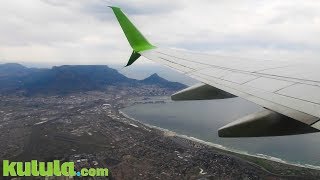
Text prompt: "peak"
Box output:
[[139, 72, 186, 90], [149, 73, 160, 78], [141, 73, 169, 84], [144, 73, 164, 81]]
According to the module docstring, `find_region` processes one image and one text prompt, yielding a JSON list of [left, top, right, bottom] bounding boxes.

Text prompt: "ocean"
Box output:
[[121, 97, 320, 168]]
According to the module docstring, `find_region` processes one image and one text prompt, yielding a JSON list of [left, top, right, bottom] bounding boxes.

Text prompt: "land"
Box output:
[[1, 86, 320, 180]]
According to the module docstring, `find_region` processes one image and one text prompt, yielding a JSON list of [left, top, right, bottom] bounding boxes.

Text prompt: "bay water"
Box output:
[[122, 98, 320, 168]]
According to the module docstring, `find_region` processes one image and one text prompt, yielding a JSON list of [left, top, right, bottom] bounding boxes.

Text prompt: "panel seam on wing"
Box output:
[[154, 50, 320, 86]]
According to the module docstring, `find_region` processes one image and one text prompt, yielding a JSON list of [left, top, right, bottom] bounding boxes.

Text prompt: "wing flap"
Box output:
[[277, 84, 320, 104], [243, 77, 294, 92]]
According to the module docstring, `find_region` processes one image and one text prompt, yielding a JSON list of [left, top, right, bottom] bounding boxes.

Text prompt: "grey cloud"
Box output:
[[269, 4, 320, 24], [176, 38, 318, 52], [41, 0, 114, 21], [0, 0, 319, 65], [110, 0, 184, 14]]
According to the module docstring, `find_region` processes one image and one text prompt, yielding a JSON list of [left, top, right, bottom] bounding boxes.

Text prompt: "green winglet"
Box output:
[[109, 6, 156, 54], [126, 51, 141, 67]]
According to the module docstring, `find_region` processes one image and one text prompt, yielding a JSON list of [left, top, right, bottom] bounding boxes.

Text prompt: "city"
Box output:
[[1, 85, 319, 179]]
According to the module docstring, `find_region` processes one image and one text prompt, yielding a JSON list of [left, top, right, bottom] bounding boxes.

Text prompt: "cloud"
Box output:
[[0, 0, 319, 66]]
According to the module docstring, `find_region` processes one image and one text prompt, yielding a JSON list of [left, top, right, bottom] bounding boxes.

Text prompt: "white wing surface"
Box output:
[[110, 6, 320, 137]]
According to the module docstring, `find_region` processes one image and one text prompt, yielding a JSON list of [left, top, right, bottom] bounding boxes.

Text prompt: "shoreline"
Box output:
[[119, 109, 320, 171]]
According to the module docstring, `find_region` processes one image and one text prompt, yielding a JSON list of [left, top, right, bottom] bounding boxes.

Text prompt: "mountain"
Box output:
[[140, 73, 186, 90], [0, 63, 30, 77], [0, 63, 36, 92], [22, 65, 135, 95], [0, 63, 186, 95]]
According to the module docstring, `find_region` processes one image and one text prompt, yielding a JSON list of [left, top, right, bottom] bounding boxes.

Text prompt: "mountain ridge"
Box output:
[[0, 63, 187, 95]]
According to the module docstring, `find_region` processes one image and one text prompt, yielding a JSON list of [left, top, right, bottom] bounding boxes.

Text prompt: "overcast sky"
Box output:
[[0, 0, 319, 66]]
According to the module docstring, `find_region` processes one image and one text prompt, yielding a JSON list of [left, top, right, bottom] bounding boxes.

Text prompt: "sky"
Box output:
[[0, 0, 319, 67]]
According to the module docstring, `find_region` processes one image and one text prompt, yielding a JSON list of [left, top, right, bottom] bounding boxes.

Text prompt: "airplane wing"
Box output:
[[109, 6, 320, 137]]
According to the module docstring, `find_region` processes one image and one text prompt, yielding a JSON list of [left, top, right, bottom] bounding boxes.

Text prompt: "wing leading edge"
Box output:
[[109, 6, 320, 137]]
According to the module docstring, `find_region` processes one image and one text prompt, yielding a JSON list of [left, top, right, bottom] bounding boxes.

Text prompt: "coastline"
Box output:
[[119, 109, 320, 171]]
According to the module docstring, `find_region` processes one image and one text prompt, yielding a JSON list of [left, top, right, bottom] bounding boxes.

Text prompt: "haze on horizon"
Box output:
[[0, 0, 320, 66]]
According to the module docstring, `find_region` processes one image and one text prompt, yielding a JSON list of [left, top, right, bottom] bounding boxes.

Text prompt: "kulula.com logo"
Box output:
[[2, 160, 108, 177]]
